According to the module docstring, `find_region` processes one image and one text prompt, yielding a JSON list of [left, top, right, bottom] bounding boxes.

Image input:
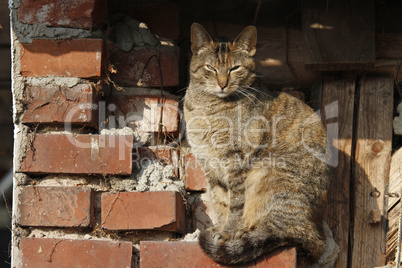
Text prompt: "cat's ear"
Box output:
[[234, 26, 257, 56], [191, 23, 213, 54]]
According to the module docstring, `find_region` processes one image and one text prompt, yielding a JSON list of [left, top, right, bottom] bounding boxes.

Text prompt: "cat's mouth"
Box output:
[[215, 91, 231, 98]]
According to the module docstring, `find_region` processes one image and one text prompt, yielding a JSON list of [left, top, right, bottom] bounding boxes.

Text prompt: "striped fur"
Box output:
[[184, 23, 330, 265]]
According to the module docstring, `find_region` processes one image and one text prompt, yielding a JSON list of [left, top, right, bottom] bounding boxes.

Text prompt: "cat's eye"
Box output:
[[230, 66, 241, 72], [206, 65, 216, 72]]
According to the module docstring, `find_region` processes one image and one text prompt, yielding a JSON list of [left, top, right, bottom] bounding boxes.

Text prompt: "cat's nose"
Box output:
[[217, 75, 228, 90]]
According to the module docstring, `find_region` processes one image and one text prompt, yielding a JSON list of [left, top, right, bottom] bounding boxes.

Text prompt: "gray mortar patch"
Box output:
[[25, 77, 82, 88], [10, 9, 99, 44], [109, 160, 184, 194]]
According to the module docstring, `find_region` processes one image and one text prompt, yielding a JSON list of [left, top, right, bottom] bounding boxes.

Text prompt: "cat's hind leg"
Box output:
[[242, 166, 325, 263]]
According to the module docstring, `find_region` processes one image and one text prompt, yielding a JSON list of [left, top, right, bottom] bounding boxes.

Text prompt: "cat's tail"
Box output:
[[198, 229, 287, 265]]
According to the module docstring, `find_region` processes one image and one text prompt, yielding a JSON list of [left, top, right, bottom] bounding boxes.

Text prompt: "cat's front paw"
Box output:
[[234, 228, 250, 240], [207, 226, 230, 244]]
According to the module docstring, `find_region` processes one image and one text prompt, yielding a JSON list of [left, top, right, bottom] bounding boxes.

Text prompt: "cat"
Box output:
[[183, 23, 331, 265]]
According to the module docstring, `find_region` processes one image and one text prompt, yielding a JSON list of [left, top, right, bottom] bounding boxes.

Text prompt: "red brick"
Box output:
[[184, 153, 208, 191], [18, 0, 107, 29], [19, 134, 133, 175], [112, 94, 180, 133], [17, 186, 93, 227], [140, 241, 297, 268], [110, 45, 179, 87], [101, 191, 186, 233], [20, 39, 105, 78], [22, 84, 98, 127], [21, 237, 132, 268]]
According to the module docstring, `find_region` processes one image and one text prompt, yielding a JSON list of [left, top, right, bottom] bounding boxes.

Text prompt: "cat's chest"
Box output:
[[186, 105, 268, 154]]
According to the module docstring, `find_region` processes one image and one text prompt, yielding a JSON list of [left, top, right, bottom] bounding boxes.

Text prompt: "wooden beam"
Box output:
[[322, 74, 356, 268], [386, 148, 402, 262], [352, 76, 393, 267], [302, 0, 375, 71]]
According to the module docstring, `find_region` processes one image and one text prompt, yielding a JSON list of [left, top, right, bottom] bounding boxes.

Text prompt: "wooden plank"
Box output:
[[322, 74, 356, 268], [376, 34, 402, 59], [386, 148, 402, 262], [302, 0, 375, 71], [352, 76, 393, 268]]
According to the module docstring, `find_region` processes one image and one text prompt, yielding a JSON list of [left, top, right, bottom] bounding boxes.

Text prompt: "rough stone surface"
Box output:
[[182, 229, 201, 241], [184, 153, 208, 191], [109, 146, 183, 193], [19, 133, 133, 175], [134, 161, 183, 192], [20, 39, 104, 78], [17, 186, 93, 227], [22, 84, 98, 126], [140, 241, 297, 267], [110, 14, 159, 51], [109, 160, 183, 193], [101, 191, 186, 233], [110, 45, 179, 87], [18, 0, 107, 29], [393, 102, 402, 135], [21, 237, 132, 267], [112, 94, 180, 133]]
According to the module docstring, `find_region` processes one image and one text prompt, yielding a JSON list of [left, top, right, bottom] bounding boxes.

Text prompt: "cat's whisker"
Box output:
[[245, 86, 270, 97], [238, 87, 264, 105], [177, 87, 189, 93], [253, 73, 266, 78], [236, 89, 258, 105]]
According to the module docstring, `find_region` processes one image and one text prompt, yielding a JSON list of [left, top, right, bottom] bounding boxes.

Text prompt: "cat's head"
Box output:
[[189, 23, 257, 98]]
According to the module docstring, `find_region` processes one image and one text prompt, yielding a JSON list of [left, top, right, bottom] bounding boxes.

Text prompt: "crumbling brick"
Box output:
[[22, 84, 98, 127], [21, 237, 132, 267], [18, 0, 107, 29], [19, 133, 133, 175], [110, 45, 179, 87], [140, 241, 297, 267], [20, 39, 105, 78], [101, 191, 186, 233], [112, 94, 180, 133], [17, 186, 93, 227]]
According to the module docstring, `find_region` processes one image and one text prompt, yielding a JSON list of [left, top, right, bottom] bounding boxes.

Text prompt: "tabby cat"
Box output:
[[184, 23, 330, 265]]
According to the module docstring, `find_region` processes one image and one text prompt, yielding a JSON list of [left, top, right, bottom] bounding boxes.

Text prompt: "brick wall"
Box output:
[[10, 0, 297, 267]]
